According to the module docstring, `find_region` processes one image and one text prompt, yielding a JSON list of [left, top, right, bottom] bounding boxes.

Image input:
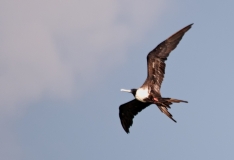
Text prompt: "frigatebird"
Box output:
[[119, 24, 193, 133]]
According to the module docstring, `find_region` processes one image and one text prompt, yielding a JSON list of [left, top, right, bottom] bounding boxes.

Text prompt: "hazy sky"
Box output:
[[1, 0, 234, 160]]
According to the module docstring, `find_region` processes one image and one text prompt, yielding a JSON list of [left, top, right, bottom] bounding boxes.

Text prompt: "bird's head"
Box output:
[[120, 88, 137, 96]]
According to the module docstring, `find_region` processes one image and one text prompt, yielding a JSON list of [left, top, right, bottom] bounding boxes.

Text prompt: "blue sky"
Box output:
[[1, 0, 234, 160]]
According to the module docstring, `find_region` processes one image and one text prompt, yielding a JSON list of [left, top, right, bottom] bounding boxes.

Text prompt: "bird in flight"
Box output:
[[119, 24, 193, 133]]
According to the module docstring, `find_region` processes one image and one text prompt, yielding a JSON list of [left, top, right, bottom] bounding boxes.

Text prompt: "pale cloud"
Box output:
[[0, 1, 170, 158], [0, 121, 22, 160], [0, 0, 168, 115]]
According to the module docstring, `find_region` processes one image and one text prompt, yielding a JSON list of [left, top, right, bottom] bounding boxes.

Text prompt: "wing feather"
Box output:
[[141, 24, 193, 94], [119, 99, 151, 133]]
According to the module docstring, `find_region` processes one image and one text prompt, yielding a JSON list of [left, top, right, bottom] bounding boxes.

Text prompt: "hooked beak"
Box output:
[[120, 89, 131, 93]]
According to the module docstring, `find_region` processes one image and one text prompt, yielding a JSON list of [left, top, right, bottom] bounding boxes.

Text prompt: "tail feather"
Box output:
[[157, 105, 177, 122], [156, 97, 188, 122], [161, 98, 188, 103]]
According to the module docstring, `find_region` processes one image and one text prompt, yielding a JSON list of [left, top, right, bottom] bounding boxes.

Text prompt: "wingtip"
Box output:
[[125, 127, 130, 134], [181, 23, 193, 32], [124, 128, 130, 134], [184, 23, 194, 30], [187, 23, 194, 27]]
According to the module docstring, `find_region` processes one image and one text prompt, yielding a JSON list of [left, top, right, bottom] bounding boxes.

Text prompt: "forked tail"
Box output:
[[156, 97, 188, 122], [161, 97, 188, 104]]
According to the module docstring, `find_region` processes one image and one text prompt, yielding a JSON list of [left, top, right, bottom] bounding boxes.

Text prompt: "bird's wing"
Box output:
[[141, 24, 193, 94], [119, 99, 151, 133]]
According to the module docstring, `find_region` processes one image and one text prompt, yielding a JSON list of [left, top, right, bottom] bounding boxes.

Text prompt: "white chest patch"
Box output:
[[136, 88, 149, 102]]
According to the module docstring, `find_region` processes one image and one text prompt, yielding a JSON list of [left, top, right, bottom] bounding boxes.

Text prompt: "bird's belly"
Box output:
[[136, 88, 149, 102]]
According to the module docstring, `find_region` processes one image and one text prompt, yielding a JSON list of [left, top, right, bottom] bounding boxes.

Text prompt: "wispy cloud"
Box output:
[[0, 1, 168, 158], [0, 0, 168, 114]]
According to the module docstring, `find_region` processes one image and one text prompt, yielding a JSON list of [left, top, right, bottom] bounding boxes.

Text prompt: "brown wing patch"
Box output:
[[149, 23, 193, 59], [147, 58, 165, 95], [141, 24, 193, 94]]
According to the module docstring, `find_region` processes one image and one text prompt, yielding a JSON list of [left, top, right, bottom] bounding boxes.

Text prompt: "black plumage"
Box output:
[[119, 99, 151, 133], [119, 24, 193, 133]]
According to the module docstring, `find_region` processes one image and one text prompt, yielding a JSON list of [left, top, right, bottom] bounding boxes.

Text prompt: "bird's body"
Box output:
[[135, 87, 149, 102], [119, 24, 193, 133]]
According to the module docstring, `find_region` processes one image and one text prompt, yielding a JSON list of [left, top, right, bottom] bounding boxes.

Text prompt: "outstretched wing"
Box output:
[[141, 24, 193, 94], [119, 99, 151, 133]]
